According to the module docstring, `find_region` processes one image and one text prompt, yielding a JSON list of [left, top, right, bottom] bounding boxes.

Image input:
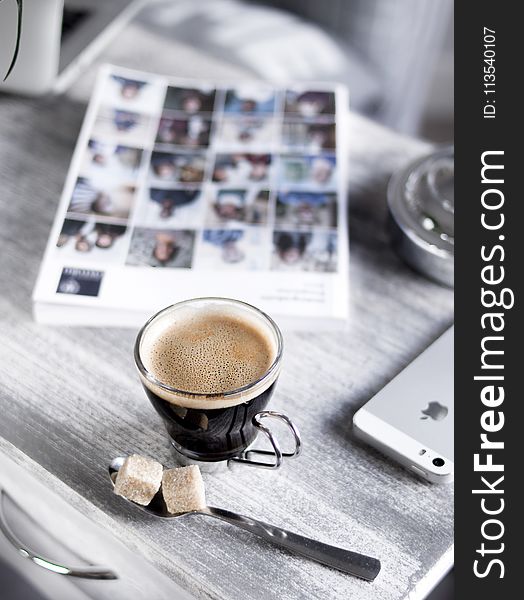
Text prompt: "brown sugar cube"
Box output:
[[162, 465, 206, 514], [113, 454, 163, 506]]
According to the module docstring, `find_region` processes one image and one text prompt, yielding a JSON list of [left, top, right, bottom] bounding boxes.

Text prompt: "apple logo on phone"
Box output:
[[420, 402, 448, 421]]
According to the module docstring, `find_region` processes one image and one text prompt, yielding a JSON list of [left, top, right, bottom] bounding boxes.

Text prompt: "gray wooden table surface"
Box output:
[[0, 15, 453, 600]]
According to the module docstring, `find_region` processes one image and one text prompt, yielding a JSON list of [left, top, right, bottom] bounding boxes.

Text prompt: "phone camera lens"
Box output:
[[432, 457, 445, 467]]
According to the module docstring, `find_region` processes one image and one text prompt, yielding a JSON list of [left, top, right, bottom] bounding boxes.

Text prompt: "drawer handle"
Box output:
[[0, 490, 118, 580]]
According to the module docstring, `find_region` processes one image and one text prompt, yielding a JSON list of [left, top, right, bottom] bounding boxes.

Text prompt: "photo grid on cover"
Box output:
[[55, 70, 340, 273]]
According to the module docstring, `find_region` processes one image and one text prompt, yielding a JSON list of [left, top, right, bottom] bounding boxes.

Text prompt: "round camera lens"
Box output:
[[432, 457, 445, 467]]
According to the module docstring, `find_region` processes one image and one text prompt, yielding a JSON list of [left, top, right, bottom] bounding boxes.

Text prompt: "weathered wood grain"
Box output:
[[0, 19, 453, 600]]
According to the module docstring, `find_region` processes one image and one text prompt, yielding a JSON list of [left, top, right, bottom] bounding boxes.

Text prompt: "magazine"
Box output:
[[33, 65, 349, 328]]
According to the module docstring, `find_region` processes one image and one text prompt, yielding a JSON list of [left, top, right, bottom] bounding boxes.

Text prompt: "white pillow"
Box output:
[[139, 0, 382, 112]]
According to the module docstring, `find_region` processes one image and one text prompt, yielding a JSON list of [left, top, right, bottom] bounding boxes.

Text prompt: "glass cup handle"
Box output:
[[229, 411, 302, 469]]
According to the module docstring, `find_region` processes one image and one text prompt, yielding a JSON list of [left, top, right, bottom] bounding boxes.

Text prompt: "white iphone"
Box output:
[[353, 327, 454, 484]]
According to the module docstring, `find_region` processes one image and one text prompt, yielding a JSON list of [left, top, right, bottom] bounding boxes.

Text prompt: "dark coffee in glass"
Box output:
[[134, 298, 284, 462]]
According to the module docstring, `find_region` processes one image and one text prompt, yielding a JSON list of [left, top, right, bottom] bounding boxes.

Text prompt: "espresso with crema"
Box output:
[[146, 313, 274, 395], [138, 304, 280, 462]]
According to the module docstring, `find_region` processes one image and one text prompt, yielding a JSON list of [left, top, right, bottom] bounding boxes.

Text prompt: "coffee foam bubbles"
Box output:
[[139, 302, 279, 409]]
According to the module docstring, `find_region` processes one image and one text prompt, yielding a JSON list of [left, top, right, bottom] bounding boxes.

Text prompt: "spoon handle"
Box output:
[[202, 506, 381, 581]]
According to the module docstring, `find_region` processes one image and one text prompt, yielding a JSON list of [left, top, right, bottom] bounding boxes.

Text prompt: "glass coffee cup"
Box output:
[[134, 298, 301, 469]]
